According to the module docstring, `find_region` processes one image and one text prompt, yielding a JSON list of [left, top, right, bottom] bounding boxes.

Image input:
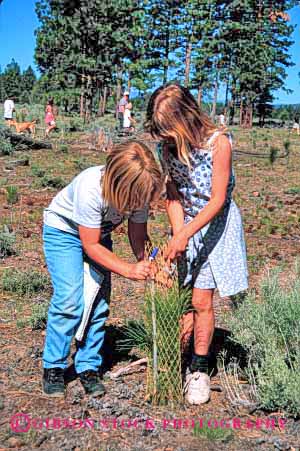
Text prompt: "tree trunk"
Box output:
[[98, 89, 103, 117], [197, 86, 202, 107], [229, 99, 235, 126], [225, 79, 229, 107], [239, 98, 243, 127], [240, 101, 253, 128], [184, 41, 192, 88], [80, 74, 85, 118], [127, 71, 131, 92], [115, 68, 123, 118], [211, 77, 218, 122], [84, 75, 92, 123], [101, 86, 108, 116], [163, 23, 170, 84], [246, 104, 253, 128]]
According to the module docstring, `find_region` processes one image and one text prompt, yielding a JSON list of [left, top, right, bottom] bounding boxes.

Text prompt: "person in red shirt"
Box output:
[[45, 98, 56, 137]]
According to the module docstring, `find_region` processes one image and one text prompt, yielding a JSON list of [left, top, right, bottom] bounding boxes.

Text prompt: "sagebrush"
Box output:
[[0, 227, 16, 258], [1, 269, 51, 295], [223, 262, 300, 416]]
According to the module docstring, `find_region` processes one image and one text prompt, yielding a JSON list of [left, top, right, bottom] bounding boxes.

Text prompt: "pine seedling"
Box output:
[[121, 244, 191, 406], [6, 186, 19, 204]]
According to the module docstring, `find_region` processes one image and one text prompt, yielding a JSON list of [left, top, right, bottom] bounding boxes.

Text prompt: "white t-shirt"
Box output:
[[44, 166, 148, 238], [219, 114, 225, 126], [123, 109, 131, 128], [4, 99, 14, 119]]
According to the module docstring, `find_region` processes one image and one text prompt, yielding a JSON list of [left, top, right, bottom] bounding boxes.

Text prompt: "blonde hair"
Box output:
[[102, 140, 163, 213], [145, 83, 220, 167]]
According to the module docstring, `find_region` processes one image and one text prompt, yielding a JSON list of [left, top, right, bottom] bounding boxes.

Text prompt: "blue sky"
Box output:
[[0, 0, 299, 104]]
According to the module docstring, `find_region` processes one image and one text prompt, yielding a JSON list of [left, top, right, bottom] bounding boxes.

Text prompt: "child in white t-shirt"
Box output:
[[123, 102, 135, 132], [292, 117, 300, 135], [42, 140, 163, 398], [3, 98, 15, 121]]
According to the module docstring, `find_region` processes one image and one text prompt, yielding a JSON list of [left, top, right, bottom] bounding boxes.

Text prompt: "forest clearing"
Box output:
[[0, 114, 300, 450]]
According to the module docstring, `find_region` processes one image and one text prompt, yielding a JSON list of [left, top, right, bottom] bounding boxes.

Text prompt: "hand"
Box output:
[[155, 270, 173, 288], [149, 261, 158, 280], [165, 229, 189, 261], [127, 260, 152, 280]]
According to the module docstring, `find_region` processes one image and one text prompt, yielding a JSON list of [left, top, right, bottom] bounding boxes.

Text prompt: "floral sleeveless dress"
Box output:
[[164, 131, 248, 297]]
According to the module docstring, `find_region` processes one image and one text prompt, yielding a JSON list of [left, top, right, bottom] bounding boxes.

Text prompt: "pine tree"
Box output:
[[220, 0, 297, 127], [1, 60, 22, 102], [142, 0, 181, 84], [20, 66, 37, 103], [35, 0, 145, 119]]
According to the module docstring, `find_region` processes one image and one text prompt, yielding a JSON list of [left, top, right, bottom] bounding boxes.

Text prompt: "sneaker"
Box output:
[[184, 371, 211, 405], [43, 368, 65, 398], [79, 370, 106, 397]]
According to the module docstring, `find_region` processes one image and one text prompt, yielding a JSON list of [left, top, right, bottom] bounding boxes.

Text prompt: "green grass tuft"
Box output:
[[193, 422, 233, 442], [6, 186, 19, 204]]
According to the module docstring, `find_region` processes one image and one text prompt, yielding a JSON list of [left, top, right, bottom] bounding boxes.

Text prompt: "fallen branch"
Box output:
[[110, 358, 147, 379], [234, 149, 289, 159], [5, 157, 30, 170], [1, 127, 52, 150]]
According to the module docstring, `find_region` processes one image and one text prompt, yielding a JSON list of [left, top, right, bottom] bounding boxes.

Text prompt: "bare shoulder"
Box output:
[[214, 133, 231, 148], [213, 133, 232, 157], [210, 134, 232, 172]]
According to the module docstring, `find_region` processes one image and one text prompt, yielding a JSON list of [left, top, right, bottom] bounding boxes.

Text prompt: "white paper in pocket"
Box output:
[[75, 262, 104, 342]]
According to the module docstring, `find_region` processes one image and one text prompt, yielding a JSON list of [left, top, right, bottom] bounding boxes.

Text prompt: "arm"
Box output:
[[162, 142, 185, 235], [165, 180, 185, 235], [165, 135, 232, 260], [78, 226, 151, 280], [128, 220, 149, 261]]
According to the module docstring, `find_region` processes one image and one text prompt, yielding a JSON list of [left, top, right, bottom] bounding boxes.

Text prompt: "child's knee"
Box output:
[[192, 291, 213, 313]]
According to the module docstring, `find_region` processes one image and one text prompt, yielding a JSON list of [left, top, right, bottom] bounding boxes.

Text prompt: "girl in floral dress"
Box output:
[[146, 84, 248, 405]]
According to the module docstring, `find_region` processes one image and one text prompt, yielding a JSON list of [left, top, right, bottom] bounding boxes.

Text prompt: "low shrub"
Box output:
[[40, 174, 66, 189], [1, 269, 51, 295], [285, 186, 300, 195], [224, 263, 300, 416], [68, 116, 85, 132], [269, 146, 279, 165], [0, 227, 16, 258], [59, 144, 69, 153], [31, 164, 46, 178], [28, 301, 49, 330], [74, 157, 90, 171], [0, 137, 14, 156]]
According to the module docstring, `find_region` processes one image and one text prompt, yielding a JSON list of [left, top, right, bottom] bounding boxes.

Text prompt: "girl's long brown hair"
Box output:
[[102, 140, 163, 213], [145, 83, 220, 167]]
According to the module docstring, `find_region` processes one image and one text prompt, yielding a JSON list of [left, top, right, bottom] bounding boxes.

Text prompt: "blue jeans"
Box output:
[[42, 224, 111, 373]]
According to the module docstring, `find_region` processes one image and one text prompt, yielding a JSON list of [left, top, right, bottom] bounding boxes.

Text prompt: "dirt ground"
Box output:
[[0, 127, 300, 450]]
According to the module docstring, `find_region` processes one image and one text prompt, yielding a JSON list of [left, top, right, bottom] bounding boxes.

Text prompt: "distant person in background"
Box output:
[[123, 102, 136, 133], [117, 91, 129, 130], [3, 96, 15, 123], [219, 111, 226, 127], [45, 98, 56, 137], [292, 117, 300, 135]]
